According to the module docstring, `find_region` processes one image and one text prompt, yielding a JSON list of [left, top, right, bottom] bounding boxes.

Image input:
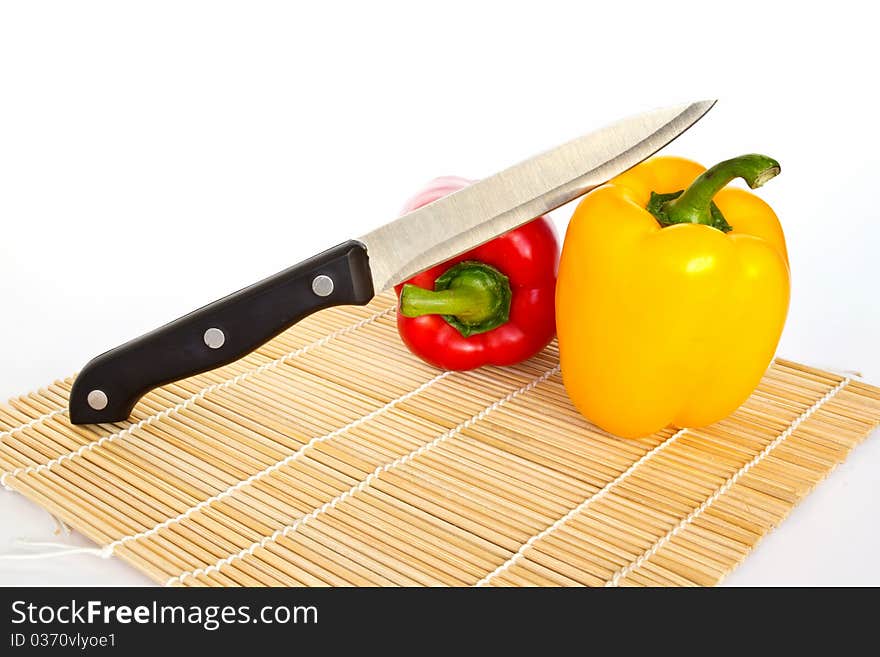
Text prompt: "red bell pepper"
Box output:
[[394, 177, 559, 370]]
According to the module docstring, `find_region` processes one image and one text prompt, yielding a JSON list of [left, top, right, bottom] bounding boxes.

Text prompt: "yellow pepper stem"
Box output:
[[648, 154, 780, 232]]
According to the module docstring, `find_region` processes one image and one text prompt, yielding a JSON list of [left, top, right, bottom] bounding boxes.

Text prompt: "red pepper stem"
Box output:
[[398, 261, 512, 338]]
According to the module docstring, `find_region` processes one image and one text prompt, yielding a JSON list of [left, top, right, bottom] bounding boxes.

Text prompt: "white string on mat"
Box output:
[[1, 409, 70, 491], [20, 370, 451, 562], [0, 408, 68, 447], [165, 364, 562, 586], [475, 426, 690, 587], [0, 305, 395, 493], [604, 376, 851, 587]]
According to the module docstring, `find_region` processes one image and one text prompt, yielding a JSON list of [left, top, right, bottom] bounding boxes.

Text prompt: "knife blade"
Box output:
[[363, 100, 715, 292], [68, 100, 714, 424]]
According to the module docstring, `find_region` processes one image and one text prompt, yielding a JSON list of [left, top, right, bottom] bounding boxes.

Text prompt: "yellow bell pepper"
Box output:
[[556, 154, 789, 438]]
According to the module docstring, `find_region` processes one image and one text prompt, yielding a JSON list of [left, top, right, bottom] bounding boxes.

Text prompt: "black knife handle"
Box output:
[[69, 240, 374, 424]]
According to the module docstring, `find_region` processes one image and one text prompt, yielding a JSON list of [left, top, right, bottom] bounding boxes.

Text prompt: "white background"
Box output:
[[0, 1, 877, 585]]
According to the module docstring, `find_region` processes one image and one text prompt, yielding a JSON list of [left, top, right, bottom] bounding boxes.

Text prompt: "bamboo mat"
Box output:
[[1, 291, 878, 586]]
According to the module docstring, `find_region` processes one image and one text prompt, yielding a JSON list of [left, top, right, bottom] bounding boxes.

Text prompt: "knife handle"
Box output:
[[69, 240, 374, 424]]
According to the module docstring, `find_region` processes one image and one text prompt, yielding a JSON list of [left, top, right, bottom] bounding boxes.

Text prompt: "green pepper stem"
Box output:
[[399, 286, 490, 319], [399, 261, 512, 337], [657, 154, 780, 228]]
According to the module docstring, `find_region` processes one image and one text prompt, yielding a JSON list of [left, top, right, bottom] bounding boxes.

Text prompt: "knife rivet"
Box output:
[[87, 389, 108, 411], [312, 275, 334, 297], [203, 327, 226, 349]]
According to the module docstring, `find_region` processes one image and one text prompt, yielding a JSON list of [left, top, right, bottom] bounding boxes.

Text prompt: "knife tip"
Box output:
[[680, 99, 717, 124]]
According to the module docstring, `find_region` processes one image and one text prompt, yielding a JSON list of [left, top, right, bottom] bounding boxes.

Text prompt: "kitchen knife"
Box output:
[[69, 100, 714, 424]]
